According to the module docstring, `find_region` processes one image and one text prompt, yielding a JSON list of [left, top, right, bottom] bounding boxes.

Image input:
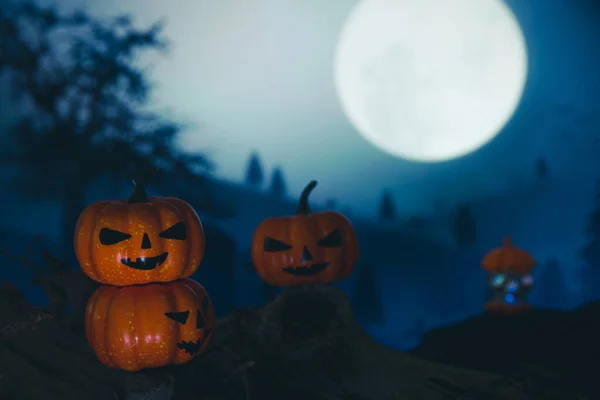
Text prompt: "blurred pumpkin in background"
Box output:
[[482, 236, 536, 313], [74, 180, 205, 286], [85, 278, 214, 372], [251, 180, 359, 287]]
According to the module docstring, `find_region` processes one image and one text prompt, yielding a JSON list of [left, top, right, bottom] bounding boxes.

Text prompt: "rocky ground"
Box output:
[[0, 281, 593, 400]]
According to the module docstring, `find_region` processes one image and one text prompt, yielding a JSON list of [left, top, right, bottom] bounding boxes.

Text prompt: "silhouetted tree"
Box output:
[[353, 263, 384, 325], [0, 234, 99, 329], [579, 178, 600, 303], [269, 166, 286, 197], [378, 190, 396, 221], [0, 2, 211, 254], [453, 204, 476, 248], [535, 156, 549, 180], [533, 258, 568, 309], [245, 152, 264, 186]]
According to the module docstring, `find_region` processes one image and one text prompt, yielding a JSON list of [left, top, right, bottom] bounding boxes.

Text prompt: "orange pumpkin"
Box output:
[[74, 180, 205, 286], [85, 278, 215, 372], [481, 236, 535, 313], [251, 180, 359, 287], [481, 236, 535, 275]]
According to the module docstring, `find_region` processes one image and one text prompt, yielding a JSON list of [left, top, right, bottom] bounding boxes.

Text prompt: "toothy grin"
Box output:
[[282, 262, 330, 276], [177, 331, 211, 356], [120, 252, 168, 270]]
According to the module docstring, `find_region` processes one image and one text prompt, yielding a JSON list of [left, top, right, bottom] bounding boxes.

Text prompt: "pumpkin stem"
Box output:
[[503, 236, 513, 248], [128, 179, 149, 203], [296, 180, 317, 214]]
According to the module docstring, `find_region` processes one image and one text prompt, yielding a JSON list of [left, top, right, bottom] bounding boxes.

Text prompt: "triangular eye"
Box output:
[[196, 310, 205, 329], [99, 228, 132, 245], [158, 222, 186, 240], [264, 237, 292, 252], [164, 311, 189, 324], [316, 229, 342, 247]]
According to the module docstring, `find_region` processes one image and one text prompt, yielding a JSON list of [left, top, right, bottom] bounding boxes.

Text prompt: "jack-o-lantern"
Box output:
[[85, 278, 215, 372], [74, 180, 205, 286], [251, 180, 359, 287], [481, 236, 535, 313]]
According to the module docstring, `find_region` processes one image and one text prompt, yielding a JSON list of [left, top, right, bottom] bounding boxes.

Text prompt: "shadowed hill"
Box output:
[[412, 302, 600, 397]]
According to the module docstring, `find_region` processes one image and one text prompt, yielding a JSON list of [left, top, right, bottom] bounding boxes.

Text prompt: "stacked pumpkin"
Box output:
[[74, 181, 215, 372], [251, 180, 360, 287]]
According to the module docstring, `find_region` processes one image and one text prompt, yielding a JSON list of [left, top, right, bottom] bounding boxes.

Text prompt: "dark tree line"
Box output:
[[245, 152, 264, 186], [244, 152, 287, 197], [378, 190, 397, 221], [0, 2, 215, 254], [453, 203, 476, 248], [269, 167, 286, 197]]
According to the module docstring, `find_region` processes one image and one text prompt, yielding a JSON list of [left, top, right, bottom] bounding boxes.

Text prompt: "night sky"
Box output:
[[0, 0, 598, 217]]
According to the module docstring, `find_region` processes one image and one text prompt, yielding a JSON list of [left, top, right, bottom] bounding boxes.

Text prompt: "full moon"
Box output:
[[333, 0, 528, 162]]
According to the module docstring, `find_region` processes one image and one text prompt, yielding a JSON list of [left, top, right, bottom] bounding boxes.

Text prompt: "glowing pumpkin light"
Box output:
[[85, 278, 214, 372], [481, 236, 535, 313], [74, 180, 205, 286], [251, 180, 359, 287]]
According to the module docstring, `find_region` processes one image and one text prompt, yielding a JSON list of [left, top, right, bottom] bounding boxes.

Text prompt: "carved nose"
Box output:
[[301, 246, 313, 262], [141, 233, 152, 249]]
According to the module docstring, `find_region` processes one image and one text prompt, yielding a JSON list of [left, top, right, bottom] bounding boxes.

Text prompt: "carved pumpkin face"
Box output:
[[74, 181, 205, 286], [85, 278, 215, 372], [482, 237, 535, 313], [251, 181, 359, 287]]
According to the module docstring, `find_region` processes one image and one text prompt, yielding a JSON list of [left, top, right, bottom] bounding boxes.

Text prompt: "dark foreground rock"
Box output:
[[0, 282, 583, 399], [413, 304, 600, 399]]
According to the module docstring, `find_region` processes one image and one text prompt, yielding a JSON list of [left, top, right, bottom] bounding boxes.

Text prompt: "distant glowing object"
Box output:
[[491, 274, 505, 287], [333, 0, 528, 161], [521, 274, 534, 286], [504, 293, 515, 304]]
